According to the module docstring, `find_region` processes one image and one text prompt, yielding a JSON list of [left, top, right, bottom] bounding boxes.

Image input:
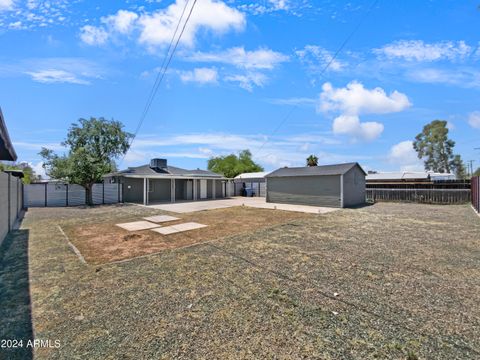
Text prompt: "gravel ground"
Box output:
[[1, 202, 479, 359]]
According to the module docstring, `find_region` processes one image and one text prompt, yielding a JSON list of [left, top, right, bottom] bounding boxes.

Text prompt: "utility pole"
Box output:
[[467, 160, 475, 176]]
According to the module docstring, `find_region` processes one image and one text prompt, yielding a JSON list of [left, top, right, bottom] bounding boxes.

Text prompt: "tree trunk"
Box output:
[[85, 183, 94, 206]]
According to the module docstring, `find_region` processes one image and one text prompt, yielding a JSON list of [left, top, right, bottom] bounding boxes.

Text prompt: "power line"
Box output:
[[252, 0, 380, 160], [120, 0, 198, 166]]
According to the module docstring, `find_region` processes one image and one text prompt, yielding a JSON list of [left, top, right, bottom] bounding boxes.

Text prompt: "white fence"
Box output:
[[24, 183, 122, 207]]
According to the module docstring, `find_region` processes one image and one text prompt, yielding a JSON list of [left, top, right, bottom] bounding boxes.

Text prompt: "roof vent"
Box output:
[[150, 158, 167, 170]]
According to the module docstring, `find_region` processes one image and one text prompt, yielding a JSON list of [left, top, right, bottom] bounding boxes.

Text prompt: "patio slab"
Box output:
[[115, 221, 160, 231], [145, 197, 339, 214], [150, 222, 207, 235], [143, 215, 180, 223]]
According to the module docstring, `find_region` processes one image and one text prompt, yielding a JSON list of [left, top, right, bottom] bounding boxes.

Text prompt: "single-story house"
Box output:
[[105, 158, 226, 205], [265, 162, 366, 208], [233, 171, 269, 197]]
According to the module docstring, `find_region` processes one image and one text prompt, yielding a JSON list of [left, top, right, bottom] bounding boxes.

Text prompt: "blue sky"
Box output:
[[1, 0, 480, 176]]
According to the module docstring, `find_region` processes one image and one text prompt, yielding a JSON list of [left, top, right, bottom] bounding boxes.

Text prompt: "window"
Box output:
[[148, 180, 155, 192]]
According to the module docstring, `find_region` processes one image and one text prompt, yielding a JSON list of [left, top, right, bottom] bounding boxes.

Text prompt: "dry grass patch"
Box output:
[[63, 206, 311, 265]]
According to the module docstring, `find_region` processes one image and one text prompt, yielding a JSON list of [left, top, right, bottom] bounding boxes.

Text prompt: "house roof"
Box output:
[[266, 162, 365, 178], [234, 171, 270, 180], [0, 108, 17, 161], [366, 171, 456, 181], [110, 164, 224, 179]]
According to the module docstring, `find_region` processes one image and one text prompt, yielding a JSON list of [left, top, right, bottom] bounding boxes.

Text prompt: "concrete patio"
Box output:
[[140, 196, 339, 214]]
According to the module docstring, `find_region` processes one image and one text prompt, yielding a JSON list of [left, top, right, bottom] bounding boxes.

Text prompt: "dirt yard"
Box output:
[[62, 206, 311, 264], [1, 202, 479, 359]]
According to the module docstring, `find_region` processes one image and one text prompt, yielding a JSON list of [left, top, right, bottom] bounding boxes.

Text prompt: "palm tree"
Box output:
[[306, 154, 318, 167]]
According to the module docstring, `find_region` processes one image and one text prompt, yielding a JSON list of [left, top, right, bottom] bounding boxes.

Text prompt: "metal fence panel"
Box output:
[[24, 182, 122, 207], [0, 172, 9, 244], [103, 183, 121, 204], [1, 172, 23, 246], [92, 183, 103, 205], [472, 177, 480, 213], [24, 183, 46, 207], [67, 185, 86, 206], [47, 183, 67, 207]]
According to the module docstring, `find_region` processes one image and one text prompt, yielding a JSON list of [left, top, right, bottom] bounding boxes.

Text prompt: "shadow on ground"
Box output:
[[0, 229, 33, 360]]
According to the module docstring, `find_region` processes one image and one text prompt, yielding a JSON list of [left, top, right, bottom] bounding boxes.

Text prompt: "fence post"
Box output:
[[66, 184, 69, 207], [44, 183, 47, 207], [102, 182, 105, 205]]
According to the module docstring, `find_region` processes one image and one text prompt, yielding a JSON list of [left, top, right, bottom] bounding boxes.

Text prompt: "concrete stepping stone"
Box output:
[[151, 222, 207, 235], [143, 215, 180, 223], [116, 221, 160, 231]]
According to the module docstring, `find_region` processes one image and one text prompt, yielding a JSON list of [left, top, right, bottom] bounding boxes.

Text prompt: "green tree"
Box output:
[[413, 120, 463, 173], [450, 155, 467, 179], [306, 154, 318, 167], [473, 167, 480, 177], [0, 162, 37, 184], [207, 149, 263, 178], [39, 117, 132, 205]]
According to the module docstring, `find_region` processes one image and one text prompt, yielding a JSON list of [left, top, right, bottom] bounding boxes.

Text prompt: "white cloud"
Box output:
[[318, 81, 411, 141], [468, 111, 480, 129], [184, 47, 288, 91], [267, 97, 317, 106], [187, 47, 289, 70], [407, 67, 480, 88], [332, 114, 384, 141], [102, 10, 138, 34], [12, 141, 64, 151], [127, 131, 354, 169], [224, 72, 267, 91], [387, 140, 423, 171], [12, 57, 105, 85], [179, 67, 218, 84], [0, 0, 14, 11], [30, 161, 46, 178], [81, 1, 245, 49], [139, 0, 245, 48], [79, 25, 109, 46], [25, 69, 90, 84], [374, 40, 471, 62], [319, 81, 411, 115], [296, 45, 344, 73], [0, 0, 71, 29]]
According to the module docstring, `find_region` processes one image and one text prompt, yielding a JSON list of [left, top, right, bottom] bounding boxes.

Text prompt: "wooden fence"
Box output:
[[366, 188, 471, 204], [472, 177, 480, 213]]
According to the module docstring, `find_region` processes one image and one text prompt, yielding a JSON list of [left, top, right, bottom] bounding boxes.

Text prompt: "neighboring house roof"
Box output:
[[366, 171, 456, 181], [266, 163, 365, 178], [234, 171, 270, 180], [110, 164, 224, 179], [0, 108, 17, 161]]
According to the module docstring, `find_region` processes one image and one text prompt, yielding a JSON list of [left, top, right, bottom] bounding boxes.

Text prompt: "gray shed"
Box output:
[[265, 163, 366, 208]]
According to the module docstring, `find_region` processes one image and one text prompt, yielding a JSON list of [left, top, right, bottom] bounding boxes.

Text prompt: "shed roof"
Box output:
[[234, 171, 270, 180], [110, 164, 224, 179], [0, 108, 17, 161], [266, 162, 365, 178]]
